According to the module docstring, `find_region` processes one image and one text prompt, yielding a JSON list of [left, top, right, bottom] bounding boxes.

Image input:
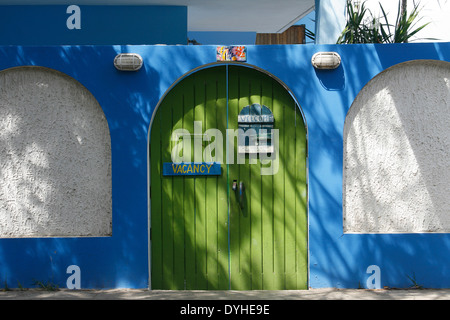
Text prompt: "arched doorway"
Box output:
[[149, 64, 308, 290]]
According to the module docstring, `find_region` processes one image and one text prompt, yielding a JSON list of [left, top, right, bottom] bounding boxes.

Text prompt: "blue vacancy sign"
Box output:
[[163, 162, 221, 176]]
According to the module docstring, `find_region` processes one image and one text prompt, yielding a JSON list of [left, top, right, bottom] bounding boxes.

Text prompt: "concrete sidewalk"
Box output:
[[1, 288, 450, 300]]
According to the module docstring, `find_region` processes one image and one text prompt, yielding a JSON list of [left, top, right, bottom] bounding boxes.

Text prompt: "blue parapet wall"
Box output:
[[0, 43, 449, 289], [0, 5, 187, 45]]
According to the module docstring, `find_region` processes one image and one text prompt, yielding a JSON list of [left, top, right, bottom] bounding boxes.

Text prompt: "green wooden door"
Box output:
[[150, 65, 307, 290]]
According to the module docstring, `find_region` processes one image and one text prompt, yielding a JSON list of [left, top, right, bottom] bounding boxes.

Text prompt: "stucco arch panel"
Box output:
[[0, 66, 112, 237], [343, 60, 450, 233]]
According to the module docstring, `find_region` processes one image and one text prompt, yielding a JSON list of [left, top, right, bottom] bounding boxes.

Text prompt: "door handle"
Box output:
[[231, 180, 245, 209], [239, 181, 244, 209]]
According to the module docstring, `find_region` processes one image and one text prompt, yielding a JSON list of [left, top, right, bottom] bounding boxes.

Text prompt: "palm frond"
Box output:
[[337, 0, 434, 44]]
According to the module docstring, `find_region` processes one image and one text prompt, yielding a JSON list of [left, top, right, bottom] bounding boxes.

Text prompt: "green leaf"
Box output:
[[337, 0, 434, 44]]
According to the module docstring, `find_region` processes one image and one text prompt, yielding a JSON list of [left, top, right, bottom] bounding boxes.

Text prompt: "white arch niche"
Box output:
[[343, 60, 450, 233], [0, 67, 112, 237]]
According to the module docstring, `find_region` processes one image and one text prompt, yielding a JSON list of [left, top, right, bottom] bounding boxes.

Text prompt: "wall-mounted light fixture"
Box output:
[[311, 52, 341, 70], [114, 53, 143, 71]]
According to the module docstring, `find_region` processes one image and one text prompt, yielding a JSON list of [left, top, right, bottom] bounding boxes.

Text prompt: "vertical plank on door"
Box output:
[[260, 75, 275, 290], [172, 84, 186, 290], [182, 76, 196, 289], [248, 69, 263, 290], [215, 67, 230, 290], [160, 89, 175, 289], [271, 78, 286, 289], [203, 66, 229, 289], [193, 71, 208, 289], [282, 85, 297, 290], [227, 66, 243, 289]]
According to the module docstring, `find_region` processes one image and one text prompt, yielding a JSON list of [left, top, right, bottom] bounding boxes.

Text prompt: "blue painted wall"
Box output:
[[0, 5, 187, 45], [0, 42, 449, 289]]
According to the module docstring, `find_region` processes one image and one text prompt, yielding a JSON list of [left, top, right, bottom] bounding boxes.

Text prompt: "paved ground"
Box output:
[[1, 288, 450, 300]]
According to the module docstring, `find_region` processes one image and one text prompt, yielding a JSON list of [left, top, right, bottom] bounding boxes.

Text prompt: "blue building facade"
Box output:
[[0, 5, 449, 290]]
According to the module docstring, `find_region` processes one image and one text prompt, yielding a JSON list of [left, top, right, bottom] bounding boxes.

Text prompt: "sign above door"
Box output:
[[238, 104, 275, 154]]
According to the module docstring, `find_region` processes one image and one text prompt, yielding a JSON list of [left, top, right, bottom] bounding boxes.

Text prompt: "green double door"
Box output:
[[150, 65, 307, 290]]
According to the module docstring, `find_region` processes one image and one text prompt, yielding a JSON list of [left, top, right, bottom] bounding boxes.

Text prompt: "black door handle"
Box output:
[[239, 181, 244, 209], [231, 180, 244, 209]]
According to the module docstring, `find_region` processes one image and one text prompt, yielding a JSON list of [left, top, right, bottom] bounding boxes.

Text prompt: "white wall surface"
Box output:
[[343, 60, 450, 233], [0, 67, 112, 237], [315, 0, 347, 44]]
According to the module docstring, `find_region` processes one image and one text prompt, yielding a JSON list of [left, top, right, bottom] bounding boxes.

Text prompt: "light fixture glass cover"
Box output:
[[114, 53, 143, 71], [311, 52, 341, 69]]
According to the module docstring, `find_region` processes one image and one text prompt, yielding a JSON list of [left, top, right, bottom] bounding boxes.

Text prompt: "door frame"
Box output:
[[147, 62, 309, 289]]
